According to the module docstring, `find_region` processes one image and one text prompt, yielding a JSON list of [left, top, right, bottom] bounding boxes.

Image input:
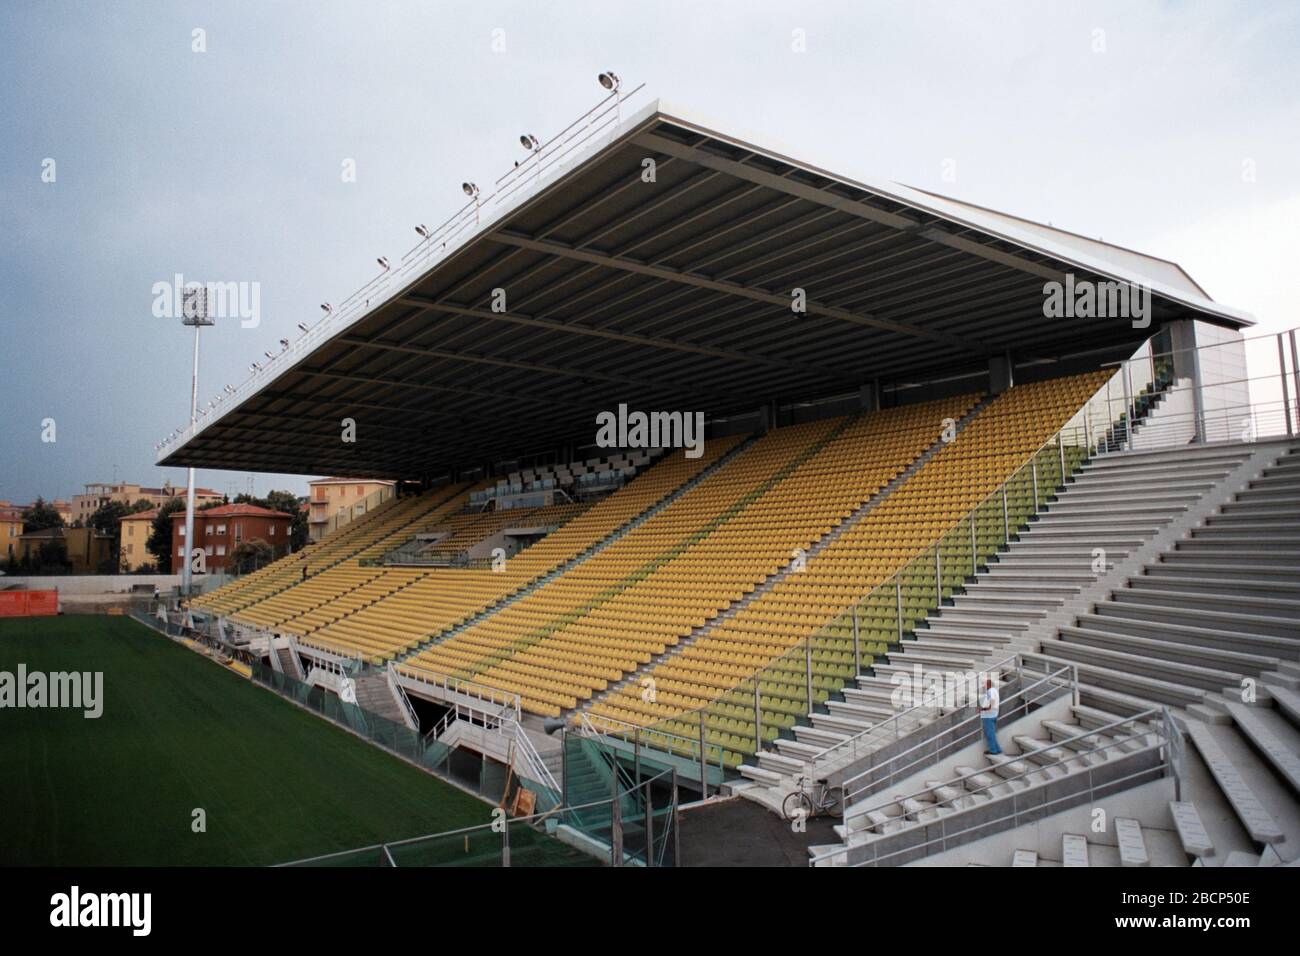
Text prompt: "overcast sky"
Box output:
[[2, 0, 1298, 504]]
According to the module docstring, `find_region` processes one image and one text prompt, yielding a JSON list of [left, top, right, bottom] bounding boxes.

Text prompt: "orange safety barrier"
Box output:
[[0, 590, 60, 617]]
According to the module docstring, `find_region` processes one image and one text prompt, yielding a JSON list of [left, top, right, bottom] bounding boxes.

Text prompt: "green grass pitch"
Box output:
[[0, 615, 587, 866]]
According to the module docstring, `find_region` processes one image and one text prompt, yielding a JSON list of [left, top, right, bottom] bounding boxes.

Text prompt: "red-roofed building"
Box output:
[[170, 503, 293, 574]]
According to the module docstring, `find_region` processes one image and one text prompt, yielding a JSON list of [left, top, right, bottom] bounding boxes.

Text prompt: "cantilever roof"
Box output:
[[158, 98, 1251, 479]]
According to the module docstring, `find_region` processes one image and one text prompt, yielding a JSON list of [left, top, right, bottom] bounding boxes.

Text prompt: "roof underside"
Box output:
[[160, 105, 1249, 478]]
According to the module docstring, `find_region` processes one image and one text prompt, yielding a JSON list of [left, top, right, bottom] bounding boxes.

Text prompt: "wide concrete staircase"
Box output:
[[908, 445, 1250, 672], [735, 445, 1247, 805], [1037, 442, 1300, 720], [914, 439, 1300, 866], [351, 673, 414, 728]]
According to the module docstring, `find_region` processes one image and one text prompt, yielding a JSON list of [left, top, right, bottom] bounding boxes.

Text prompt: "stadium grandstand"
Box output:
[[159, 90, 1299, 868]]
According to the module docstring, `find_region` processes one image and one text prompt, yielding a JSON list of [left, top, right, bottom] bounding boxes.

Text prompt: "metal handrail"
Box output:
[[811, 706, 1169, 867], [386, 661, 421, 732], [271, 794, 626, 867], [507, 719, 561, 795], [839, 661, 1077, 805], [577, 709, 704, 756], [809, 652, 1020, 771], [392, 664, 522, 723], [834, 705, 1162, 838], [819, 756, 1165, 868], [274, 763, 677, 867]]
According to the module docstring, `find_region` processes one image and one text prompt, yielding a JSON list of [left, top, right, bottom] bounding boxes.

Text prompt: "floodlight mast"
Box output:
[[180, 287, 214, 598]]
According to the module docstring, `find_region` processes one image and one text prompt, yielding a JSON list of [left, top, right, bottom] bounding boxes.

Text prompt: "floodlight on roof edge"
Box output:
[[462, 182, 481, 223]]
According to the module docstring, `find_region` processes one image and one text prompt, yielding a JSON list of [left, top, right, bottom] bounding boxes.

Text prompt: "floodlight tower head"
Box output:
[[180, 286, 214, 327], [598, 71, 621, 92]]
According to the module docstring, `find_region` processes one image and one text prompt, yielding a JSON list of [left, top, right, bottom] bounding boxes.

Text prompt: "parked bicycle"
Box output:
[[782, 775, 844, 821]]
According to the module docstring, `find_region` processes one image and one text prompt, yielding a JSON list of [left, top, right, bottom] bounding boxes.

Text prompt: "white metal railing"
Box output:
[[508, 721, 561, 795], [394, 665, 522, 724], [1089, 326, 1300, 455], [155, 82, 646, 461], [386, 662, 420, 732], [295, 634, 365, 668], [806, 653, 1021, 776], [837, 660, 1078, 807]]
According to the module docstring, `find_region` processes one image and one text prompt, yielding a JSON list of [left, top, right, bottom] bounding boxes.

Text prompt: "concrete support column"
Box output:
[[1167, 319, 1206, 443], [989, 352, 1014, 395]]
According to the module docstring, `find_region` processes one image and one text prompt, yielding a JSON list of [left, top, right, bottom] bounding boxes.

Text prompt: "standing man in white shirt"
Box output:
[[979, 677, 1002, 755]]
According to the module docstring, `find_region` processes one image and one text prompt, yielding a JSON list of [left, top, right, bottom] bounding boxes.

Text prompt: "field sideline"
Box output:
[[0, 615, 577, 866]]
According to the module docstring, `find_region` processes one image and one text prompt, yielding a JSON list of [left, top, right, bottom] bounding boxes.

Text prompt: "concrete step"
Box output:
[[1059, 623, 1282, 676], [1169, 800, 1216, 859], [1183, 719, 1285, 845], [959, 581, 1082, 598], [773, 738, 823, 760], [1179, 534, 1300, 551], [1112, 584, 1300, 617], [881, 650, 991, 674], [1114, 817, 1150, 867], [1209, 507, 1300, 524], [899, 637, 1000, 657], [1062, 833, 1090, 867], [1072, 612, 1300, 662], [1262, 683, 1300, 727], [1164, 546, 1300, 567], [792, 725, 850, 748], [946, 592, 1065, 612], [738, 764, 784, 787], [1149, 560, 1300, 584], [977, 568, 1099, 584], [1048, 483, 1218, 504], [1030, 513, 1172, 531], [1035, 648, 1209, 709], [924, 608, 1037, 628], [1132, 571, 1300, 601], [1040, 637, 1247, 695], [1091, 599, 1300, 640], [1189, 525, 1300, 542], [1012, 529, 1149, 545], [1220, 700, 1300, 794], [993, 542, 1119, 560], [1076, 449, 1247, 476]]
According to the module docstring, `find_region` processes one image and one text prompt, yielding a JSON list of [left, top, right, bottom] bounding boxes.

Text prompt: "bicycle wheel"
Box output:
[[823, 785, 845, 818], [782, 790, 813, 821]]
